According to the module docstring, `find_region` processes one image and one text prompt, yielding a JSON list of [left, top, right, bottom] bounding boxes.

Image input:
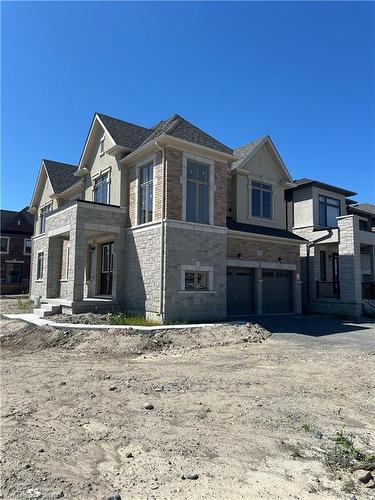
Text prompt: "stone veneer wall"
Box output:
[[121, 222, 162, 319], [163, 222, 227, 321]]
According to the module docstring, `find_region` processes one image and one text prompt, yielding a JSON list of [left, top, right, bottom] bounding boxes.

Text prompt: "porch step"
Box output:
[[33, 304, 62, 318]]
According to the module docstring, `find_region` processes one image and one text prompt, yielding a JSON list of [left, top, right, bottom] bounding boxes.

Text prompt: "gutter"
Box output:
[[306, 228, 333, 305], [154, 141, 167, 321]]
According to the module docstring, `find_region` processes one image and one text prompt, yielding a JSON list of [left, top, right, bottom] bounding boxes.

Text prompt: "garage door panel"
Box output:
[[227, 267, 254, 316], [262, 270, 292, 314]]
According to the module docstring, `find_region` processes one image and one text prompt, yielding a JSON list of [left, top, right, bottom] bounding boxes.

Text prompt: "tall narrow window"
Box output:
[[139, 163, 153, 224], [251, 181, 273, 219], [186, 159, 209, 224], [40, 203, 52, 233], [318, 195, 340, 227], [94, 173, 109, 204], [0, 237, 9, 253], [24, 239, 32, 255], [37, 252, 44, 280], [320, 251, 327, 281]]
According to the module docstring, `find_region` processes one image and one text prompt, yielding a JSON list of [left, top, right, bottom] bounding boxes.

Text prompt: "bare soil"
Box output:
[[1, 298, 374, 499]]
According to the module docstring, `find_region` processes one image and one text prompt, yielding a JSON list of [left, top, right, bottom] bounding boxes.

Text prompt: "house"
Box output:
[[0, 207, 34, 294], [28, 113, 305, 320], [287, 180, 375, 316]]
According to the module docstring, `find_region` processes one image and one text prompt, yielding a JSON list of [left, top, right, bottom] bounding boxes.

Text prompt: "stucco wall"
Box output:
[[234, 145, 288, 229]]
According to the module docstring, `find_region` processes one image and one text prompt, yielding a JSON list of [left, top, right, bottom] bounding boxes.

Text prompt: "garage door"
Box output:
[[227, 267, 255, 316], [262, 270, 292, 314]]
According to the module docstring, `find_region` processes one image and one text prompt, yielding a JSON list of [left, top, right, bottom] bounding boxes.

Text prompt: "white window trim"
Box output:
[[23, 238, 32, 255], [248, 177, 275, 222], [135, 154, 156, 226], [0, 236, 10, 254], [181, 152, 215, 225], [180, 264, 214, 292], [99, 135, 105, 157], [92, 167, 111, 204], [39, 201, 53, 234]]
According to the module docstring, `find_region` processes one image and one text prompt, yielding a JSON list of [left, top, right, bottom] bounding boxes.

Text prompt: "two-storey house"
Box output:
[[1, 207, 34, 294], [287, 180, 375, 316], [28, 113, 305, 320]]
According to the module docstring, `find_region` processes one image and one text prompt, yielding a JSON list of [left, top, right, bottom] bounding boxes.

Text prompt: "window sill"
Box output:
[[179, 290, 216, 294], [60, 279, 68, 282], [35, 279, 43, 283]]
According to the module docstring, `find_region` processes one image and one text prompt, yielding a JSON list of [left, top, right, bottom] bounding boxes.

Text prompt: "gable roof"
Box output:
[[1, 207, 33, 234], [43, 160, 78, 194], [232, 136, 267, 169], [290, 178, 356, 197], [96, 112, 233, 155], [231, 135, 293, 182]]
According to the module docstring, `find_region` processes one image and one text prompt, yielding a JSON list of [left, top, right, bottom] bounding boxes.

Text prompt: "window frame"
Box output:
[[249, 180, 274, 220], [39, 202, 53, 234], [138, 161, 154, 225], [93, 172, 110, 204], [186, 159, 210, 225], [36, 252, 44, 281], [0, 236, 9, 254], [99, 135, 105, 156], [180, 265, 214, 293], [24, 238, 32, 255], [318, 194, 340, 227]]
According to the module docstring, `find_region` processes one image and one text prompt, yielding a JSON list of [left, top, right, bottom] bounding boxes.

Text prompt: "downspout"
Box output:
[[155, 141, 167, 321], [306, 228, 333, 306]]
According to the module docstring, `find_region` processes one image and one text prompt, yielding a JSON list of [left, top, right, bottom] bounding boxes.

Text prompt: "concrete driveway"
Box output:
[[252, 314, 375, 351]]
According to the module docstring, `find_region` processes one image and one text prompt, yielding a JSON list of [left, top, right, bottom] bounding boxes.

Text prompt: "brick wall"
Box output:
[[165, 147, 183, 221], [0, 234, 31, 293], [227, 236, 300, 270]]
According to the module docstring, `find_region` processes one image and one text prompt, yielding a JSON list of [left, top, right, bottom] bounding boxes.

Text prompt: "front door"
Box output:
[[100, 242, 114, 295]]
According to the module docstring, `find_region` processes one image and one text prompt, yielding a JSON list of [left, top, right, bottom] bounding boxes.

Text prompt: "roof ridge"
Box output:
[[234, 135, 267, 152], [43, 159, 77, 168], [96, 112, 151, 131]]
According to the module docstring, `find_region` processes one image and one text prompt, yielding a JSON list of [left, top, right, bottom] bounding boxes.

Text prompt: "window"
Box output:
[[359, 219, 369, 231], [320, 251, 327, 281], [139, 163, 154, 224], [37, 252, 44, 280], [99, 136, 105, 155], [94, 173, 109, 204], [251, 181, 273, 219], [184, 270, 209, 291], [40, 203, 52, 233], [318, 195, 340, 227], [6, 263, 23, 284], [0, 237, 9, 253], [24, 239, 32, 255], [186, 159, 209, 224]]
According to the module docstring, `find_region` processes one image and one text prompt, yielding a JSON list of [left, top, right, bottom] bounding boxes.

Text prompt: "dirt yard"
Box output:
[[1, 298, 375, 499]]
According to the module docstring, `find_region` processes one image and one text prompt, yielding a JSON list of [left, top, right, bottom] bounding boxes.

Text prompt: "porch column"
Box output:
[[255, 267, 263, 315], [70, 224, 86, 303], [337, 215, 362, 315], [46, 237, 63, 298]]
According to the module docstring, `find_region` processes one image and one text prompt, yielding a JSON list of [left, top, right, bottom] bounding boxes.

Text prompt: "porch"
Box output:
[[31, 200, 127, 313]]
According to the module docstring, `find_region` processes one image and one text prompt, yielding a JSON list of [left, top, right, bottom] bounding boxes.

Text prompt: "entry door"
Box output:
[[227, 267, 255, 316], [100, 242, 114, 295], [262, 270, 292, 314]]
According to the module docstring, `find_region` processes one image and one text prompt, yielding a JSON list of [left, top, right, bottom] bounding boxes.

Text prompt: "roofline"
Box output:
[[349, 205, 375, 217], [119, 133, 238, 165], [29, 160, 48, 210], [287, 180, 356, 197], [50, 180, 84, 199], [232, 135, 293, 182], [77, 113, 117, 171], [227, 229, 306, 245]]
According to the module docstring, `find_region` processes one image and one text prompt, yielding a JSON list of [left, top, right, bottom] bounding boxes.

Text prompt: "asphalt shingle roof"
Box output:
[[97, 113, 233, 155], [227, 217, 306, 242], [231, 137, 267, 169], [290, 178, 356, 197], [43, 160, 78, 194], [350, 203, 375, 216], [1, 207, 33, 234]]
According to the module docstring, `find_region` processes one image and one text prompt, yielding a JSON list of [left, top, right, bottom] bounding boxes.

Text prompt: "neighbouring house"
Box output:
[[28, 113, 306, 320], [287, 180, 375, 316], [0, 207, 34, 294]]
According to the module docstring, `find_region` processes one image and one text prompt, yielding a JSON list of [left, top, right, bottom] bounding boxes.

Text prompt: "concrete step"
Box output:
[[33, 304, 62, 317]]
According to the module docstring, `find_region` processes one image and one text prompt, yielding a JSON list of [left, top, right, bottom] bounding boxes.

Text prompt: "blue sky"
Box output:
[[2, 1, 374, 210]]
